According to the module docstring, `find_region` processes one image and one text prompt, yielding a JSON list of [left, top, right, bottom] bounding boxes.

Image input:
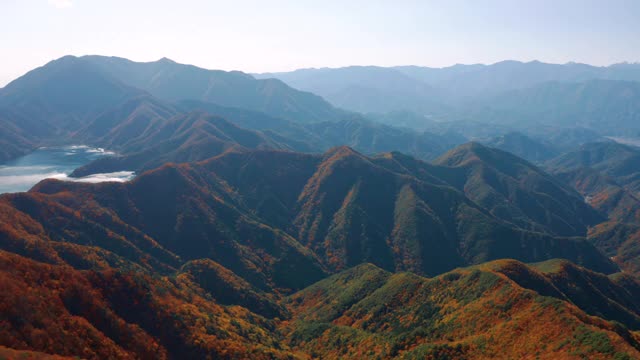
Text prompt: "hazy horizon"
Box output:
[[2, 0, 640, 86], [3, 54, 640, 89]]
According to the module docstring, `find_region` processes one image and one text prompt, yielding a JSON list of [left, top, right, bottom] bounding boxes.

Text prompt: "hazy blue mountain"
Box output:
[[0, 109, 38, 162], [179, 100, 463, 160], [471, 79, 640, 134], [4, 56, 638, 165], [527, 127, 605, 151], [256, 66, 449, 115], [259, 60, 640, 103], [396, 60, 640, 97], [393, 63, 486, 86], [71, 110, 297, 176], [0, 56, 143, 162], [367, 110, 438, 131], [82, 55, 345, 123], [481, 131, 559, 163], [0, 56, 314, 165], [0, 56, 141, 123], [176, 99, 323, 152], [257, 61, 640, 135], [0, 56, 465, 173], [306, 117, 464, 160], [73, 106, 464, 177]]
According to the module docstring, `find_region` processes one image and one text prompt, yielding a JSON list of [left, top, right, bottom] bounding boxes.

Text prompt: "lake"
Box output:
[[0, 146, 134, 194]]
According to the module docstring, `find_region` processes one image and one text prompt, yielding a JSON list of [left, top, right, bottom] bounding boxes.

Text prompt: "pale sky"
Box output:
[[1, 0, 640, 86]]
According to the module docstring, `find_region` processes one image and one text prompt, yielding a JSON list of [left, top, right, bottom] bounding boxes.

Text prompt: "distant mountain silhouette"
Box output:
[[0, 56, 143, 160], [260, 61, 640, 104], [396, 60, 640, 97], [466, 80, 640, 134], [256, 66, 448, 114], [258, 62, 640, 137], [0, 55, 463, 166], [83, 55, 345, 123]]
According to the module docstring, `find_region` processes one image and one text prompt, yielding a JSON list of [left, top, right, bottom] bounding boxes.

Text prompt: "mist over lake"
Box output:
[[0, 146, 134, 194]]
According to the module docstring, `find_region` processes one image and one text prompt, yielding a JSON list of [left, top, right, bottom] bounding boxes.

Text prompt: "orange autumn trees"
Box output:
[[0, 250, 296, 359]]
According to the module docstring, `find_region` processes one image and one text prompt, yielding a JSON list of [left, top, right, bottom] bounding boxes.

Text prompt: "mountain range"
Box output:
[[0, 56, 463, 166], [2, 55, 640, 358], [258, 60, 640, 102], [257, 61, 640, 137]]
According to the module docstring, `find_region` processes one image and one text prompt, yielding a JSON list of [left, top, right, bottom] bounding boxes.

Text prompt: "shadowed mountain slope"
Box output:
[[71, 109, 296, 176], [7, 165, 328, 292], [1, 146, 616, 283], [433, 142, 603, 236], [546, 141, 640, 276], [181, 146, 615, 276]]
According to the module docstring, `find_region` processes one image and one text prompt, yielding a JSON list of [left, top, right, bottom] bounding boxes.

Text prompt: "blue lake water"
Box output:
[[0, 146, 134, 194]]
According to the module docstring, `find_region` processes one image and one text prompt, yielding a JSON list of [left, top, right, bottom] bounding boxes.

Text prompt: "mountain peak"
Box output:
[[435, 141, 489, 166], [319, 146, 370, 168], [157, 57, 176, 63], [437, 141, 544, 168], [51, 54, 80, 64], [323, 145, 362, 159], [492, 59, 525, 66]]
